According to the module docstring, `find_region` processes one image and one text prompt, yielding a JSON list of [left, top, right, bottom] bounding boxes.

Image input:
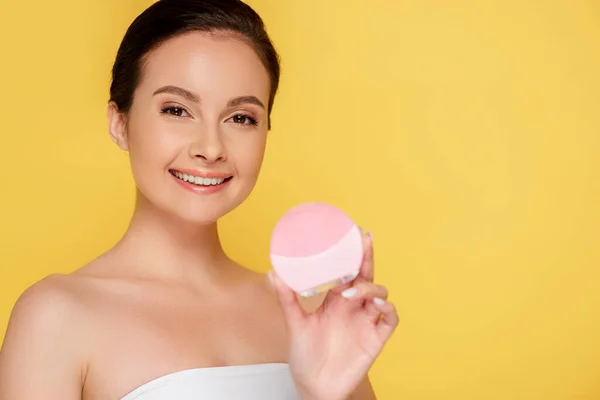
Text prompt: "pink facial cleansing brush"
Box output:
[[269, 202, 364, 297]]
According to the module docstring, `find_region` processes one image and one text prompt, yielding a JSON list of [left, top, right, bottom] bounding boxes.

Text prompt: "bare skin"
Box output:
[[1, 261, 286, 399], [0, 31, 390, 400]]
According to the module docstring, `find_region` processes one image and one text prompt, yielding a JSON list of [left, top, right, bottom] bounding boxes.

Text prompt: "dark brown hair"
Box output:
[[109, 0, 281, 129]]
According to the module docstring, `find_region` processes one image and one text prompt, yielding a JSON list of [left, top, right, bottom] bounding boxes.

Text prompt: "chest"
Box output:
[[83, 289, 288, 400]]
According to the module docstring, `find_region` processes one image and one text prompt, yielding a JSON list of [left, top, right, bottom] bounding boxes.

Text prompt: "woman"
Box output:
[[0, 0, 398, 399]]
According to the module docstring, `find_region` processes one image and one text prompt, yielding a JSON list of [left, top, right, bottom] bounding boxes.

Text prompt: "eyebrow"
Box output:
[[153, 85, 200, 102], [153, 85, 265, 110], [228, 96, 265, 110]]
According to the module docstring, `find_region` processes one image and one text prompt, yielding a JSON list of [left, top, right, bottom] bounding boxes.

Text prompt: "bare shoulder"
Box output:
[[238, 267, 285, 313], [4, 274, 95, 336], [8, 273, 85, 319], [0, 274, 91, 399]]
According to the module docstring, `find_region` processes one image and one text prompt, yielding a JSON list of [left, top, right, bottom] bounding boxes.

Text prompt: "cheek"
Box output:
[[126, 121, 184, 197], [128, 120, 179, 167], [234, 135, 267, 177]]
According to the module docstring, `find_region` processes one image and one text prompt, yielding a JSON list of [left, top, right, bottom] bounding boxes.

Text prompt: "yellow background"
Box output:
[[1, 0, 599, 398]]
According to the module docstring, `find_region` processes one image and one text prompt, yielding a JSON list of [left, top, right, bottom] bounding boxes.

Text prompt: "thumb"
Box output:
[[269, 270, 307, 332]]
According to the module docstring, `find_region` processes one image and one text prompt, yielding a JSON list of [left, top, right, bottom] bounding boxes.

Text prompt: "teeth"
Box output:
[[173, 171, 226, 186]]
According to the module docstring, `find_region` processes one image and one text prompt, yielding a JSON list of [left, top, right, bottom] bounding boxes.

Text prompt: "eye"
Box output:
[[228, 114, 259, 127], [161, 106, 190, 118]]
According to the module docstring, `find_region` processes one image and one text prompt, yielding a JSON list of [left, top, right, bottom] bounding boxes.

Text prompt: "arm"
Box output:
[[0, 276, 85, 400]]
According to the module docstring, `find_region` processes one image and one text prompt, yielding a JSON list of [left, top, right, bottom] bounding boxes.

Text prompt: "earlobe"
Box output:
[[107, 101, 129, 151]]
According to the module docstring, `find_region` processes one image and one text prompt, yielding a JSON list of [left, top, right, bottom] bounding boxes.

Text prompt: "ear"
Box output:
[[107, 101, 129, 151]]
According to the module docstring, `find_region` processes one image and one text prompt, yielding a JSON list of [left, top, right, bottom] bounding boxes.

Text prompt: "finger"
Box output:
[[364, 300, 382, 322], [328, 279, 356, 296], [358, 230, 374, 282], [339, 282, 388, 303], [374, 299, 399, 340], [269, 271, 308, 332]]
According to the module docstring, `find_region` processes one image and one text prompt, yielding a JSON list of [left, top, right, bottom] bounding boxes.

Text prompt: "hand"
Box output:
[[270, 230, 399, 400]]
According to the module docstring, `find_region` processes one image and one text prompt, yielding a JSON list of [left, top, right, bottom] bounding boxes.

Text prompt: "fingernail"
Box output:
[[374, 297, 385, 306], [342, 287, 358, 298], [367, 231, 373, 241], [267, 270, 274, 285]]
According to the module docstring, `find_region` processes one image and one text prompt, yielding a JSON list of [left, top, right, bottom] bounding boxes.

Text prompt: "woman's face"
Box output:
[[108, 31, 271, 224]]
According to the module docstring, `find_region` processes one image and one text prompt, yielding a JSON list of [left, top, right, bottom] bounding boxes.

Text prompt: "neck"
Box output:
[[113, 190, 232, 283]]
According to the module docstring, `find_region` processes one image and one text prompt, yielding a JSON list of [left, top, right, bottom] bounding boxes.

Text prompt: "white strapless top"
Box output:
[[119, 363, 302, 400]]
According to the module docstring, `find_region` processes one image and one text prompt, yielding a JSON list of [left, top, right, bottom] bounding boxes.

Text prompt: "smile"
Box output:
[[169, 170, 232, 186]]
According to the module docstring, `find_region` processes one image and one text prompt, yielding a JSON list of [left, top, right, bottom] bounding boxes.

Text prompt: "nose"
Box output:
[[188, 125, 226, 163]]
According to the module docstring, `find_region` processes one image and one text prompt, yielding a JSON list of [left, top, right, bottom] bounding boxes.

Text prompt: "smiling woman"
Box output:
[[0, 1, 397, 400], [107, 27, 274, 225]]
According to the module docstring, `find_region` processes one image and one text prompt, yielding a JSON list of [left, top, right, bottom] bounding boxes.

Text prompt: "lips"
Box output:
[[169, 169, 232, 186], [168, 168, 234, 195]]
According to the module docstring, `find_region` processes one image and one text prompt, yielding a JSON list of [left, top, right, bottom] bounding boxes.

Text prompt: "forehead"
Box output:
[[137, 31, 271, 101]]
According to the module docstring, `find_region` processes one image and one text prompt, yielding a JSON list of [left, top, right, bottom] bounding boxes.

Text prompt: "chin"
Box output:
[[140, 179, 254, 226], [169, 201, 239, 226], [171, 210, 223, 226]]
